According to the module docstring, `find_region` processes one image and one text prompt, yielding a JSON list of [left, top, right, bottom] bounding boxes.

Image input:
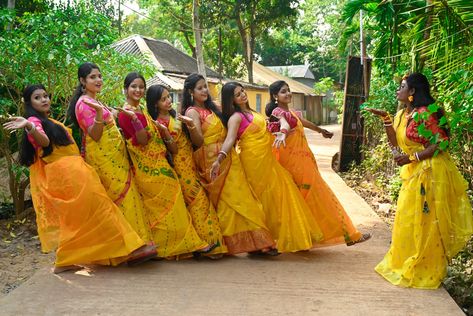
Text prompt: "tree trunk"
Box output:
[[7, 0, 15, 30], [182, 30, 197, 58], [236, 12, 253, 83], [418, 0, 433, 71], [193, 0, 206, 78]]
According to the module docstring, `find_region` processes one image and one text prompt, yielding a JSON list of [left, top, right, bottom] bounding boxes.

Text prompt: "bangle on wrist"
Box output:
[[25, 123, 36, 134], [408, 153, 420, 162], [187, 124, 196, 130], [218, 150, 228, 159], [94, 118, 104, 124], [280, 128, 288, 134], [163, 137, 174, 144], [384, 123, 393, 127]]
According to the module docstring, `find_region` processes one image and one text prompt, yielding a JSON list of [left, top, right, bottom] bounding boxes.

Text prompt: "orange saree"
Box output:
[[272, 109, 362, 245], [30, 119, 145, 267]]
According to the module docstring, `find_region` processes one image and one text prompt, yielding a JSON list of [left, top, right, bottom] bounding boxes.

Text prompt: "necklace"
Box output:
[[125, 102, 141, 111], [405, 108, 414, 119]]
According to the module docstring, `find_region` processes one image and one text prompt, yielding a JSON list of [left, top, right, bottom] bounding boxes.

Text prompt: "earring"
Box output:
[[190, 95, 194, 104], [81, 85, 86, 94], [275, 98, 278, 105], [408, 95, 414, 102]]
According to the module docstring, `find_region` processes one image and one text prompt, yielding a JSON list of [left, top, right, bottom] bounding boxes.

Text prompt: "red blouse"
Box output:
[[405, 106, 448, 146], [267, 107, 302, 133], [118, 112, 149, 146]]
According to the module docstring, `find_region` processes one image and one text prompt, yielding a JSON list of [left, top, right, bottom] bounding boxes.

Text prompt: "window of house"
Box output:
[[256, 94, 262, 113]]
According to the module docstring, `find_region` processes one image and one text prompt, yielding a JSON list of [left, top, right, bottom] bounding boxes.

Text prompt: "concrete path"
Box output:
[[0, 125, 463, 316]]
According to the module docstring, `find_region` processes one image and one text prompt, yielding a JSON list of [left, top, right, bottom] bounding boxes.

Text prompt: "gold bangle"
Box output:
[[188, 125, 196, 130], [408, 153, 418, 162], [94, 118, 104, 124]]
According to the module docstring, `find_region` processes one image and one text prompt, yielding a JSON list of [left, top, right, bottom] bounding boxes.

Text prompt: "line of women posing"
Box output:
[[4, 62, 370, 273]]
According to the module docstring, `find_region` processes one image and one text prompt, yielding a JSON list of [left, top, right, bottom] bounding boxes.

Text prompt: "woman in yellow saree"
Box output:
[[180, 74, 275, 255], [266, 80, 370, 247], [4, 84, 155, 273], [215, 82, 323, 252], [67, 63, 151, 243], [367, 73, 473, 289], [118, 73, 211, 258], [146, 84, 227, 257]]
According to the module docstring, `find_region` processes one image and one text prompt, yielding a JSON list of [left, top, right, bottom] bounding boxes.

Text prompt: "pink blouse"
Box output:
[[27, 117, 46, 149], [75, 96, 113, 134], [237, 112, 253, 138]]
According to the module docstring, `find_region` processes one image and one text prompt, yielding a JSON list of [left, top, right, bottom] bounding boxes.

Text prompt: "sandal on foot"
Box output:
[[207, 254, 224, 260], [248, 248, 280, 257], [347, 233, 371, 246], [127, 244, 157, 266], [193, 242, 220, 258]]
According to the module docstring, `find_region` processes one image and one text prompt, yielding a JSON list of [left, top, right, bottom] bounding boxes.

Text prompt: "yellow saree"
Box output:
[[81, 121, 151, 243], [166, 116, 227, 255], [123, 112, 208, 258], [30, 120, 144, 267], [190, 108, 274, 254], [375, 110, 473, 289], [238, 112, 323, 252], [272, 110, 362, 245]]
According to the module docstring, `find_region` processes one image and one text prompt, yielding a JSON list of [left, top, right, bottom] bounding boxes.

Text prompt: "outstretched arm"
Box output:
[[300, 117, 334, 139], [365, 108, 398, 148], [3, 116, 50, 147]]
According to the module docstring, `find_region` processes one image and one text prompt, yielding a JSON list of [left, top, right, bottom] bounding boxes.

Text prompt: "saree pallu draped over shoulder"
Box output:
[[271, 109, 362, 246], [124, 112, 208, 258], [375, 110, 473, 289], [30, 119, 145, 267], [189, 108, 274, 254], [166, 116, 227, 255], [238, 112, 324, 252]]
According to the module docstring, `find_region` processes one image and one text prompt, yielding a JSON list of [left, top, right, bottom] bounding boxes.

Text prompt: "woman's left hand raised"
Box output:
[[3, 116, 28, 132]]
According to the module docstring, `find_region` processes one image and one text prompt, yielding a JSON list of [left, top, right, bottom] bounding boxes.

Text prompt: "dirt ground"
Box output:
[[340, 172, 396, 227], [0, 210, 53, 298]]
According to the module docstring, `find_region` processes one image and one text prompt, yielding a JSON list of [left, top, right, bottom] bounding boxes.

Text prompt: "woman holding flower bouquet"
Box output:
[[366, 73, 473, 289]]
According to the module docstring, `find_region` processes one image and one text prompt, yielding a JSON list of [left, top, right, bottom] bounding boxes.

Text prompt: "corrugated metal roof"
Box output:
[[252, 62, 318, 96], [267, 65, 315, 80]]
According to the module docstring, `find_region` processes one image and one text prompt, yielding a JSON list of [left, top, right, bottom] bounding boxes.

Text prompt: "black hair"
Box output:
[[405, 73, 449, 136], [145, 84, 176, 167], [124, 72, 146, 90], [220, 82, 253, 127], [146, 84, 176, 120], [19, 84, 74, 166], [67, 62, 100, 127], [180, 73, 223, 121], [265, 80, 288, 117]]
